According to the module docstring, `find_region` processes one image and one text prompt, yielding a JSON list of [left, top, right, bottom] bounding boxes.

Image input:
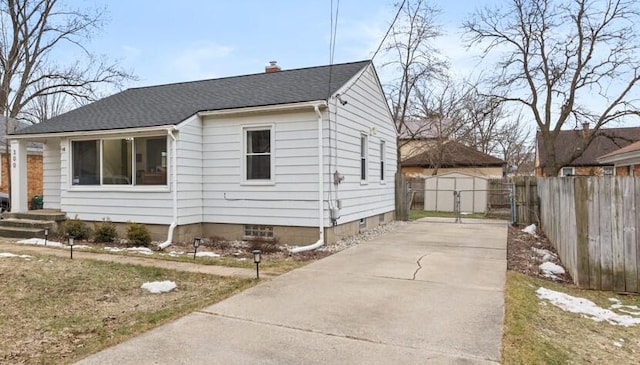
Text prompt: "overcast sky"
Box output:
[[65, 0, 638, 129], [72, 0, 494, 87]]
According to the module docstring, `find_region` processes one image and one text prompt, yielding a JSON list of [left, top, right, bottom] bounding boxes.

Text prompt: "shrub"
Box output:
[[60, 216, 92, 240], [126, 222, 151, 247], [94, 218, 118, 243]]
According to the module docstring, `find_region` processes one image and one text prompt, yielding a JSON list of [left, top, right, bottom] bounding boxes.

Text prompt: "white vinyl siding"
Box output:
[[202, 112, 320, 227], [42, 140, 61, 209], [328, 65, 396, 224], [176, 116, 203, 225]]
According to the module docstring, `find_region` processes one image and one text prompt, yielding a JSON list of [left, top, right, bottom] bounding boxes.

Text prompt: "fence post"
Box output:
[[395, 172, 409, 221], [574, 177, 590, 288]]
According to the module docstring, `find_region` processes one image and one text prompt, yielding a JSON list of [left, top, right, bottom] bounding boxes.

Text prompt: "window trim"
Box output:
[[68, 134, 170, 191], [602, 165, 615, 176], [241, 124, 275, 185], [560, 166, 575, 177], [360, 133, 368, 184]]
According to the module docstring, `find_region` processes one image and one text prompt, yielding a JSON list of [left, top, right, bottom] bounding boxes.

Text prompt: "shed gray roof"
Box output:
[[12, 60, 371, 135]]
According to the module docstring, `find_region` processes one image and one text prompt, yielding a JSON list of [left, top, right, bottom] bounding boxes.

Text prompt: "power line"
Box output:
[[339, 0, 406, 98], [327, 0, 340, 98]]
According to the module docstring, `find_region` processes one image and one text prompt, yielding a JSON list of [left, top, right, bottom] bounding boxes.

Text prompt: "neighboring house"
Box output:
[[535, 126, 640, 177], [401, 139, 505, 178], [597, 140, 640, 176], [8, 60, 396, 245], [0, 116, 43, 206]]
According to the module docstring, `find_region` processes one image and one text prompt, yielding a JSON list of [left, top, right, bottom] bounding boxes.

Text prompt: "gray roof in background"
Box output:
[[0, 116, 41, 149], [11, 60, 371, 136]]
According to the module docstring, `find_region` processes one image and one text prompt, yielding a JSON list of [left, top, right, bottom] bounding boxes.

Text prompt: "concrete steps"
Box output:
[[0, 209, 66, 239]]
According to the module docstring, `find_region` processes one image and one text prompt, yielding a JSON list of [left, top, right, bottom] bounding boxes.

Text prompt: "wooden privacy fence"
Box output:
[[513, 176, 539, 225], [538, 177, 640, 292]]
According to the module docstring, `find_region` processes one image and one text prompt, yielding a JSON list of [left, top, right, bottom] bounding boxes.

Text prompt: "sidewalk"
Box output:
[[0, 242, 258, 278], [76, 219, 508, 364]]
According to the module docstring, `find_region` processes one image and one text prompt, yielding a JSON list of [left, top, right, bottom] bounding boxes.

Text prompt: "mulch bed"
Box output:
[[507, 224, 573, 284]]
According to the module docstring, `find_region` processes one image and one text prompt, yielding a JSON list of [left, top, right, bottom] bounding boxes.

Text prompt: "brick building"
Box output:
[[535, 125, 640, 177]]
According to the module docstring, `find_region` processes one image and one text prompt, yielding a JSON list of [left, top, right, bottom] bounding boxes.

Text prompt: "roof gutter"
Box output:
[[290, 102, 326, 253], [8, 125, 178, 140], [197, 101, 327, 117]]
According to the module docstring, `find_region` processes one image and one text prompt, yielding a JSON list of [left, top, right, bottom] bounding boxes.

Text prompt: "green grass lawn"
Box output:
[[503, 271, 640, 364]]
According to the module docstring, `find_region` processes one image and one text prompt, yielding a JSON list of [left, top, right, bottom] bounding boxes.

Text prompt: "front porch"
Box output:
[[0, 209, 66, 239]]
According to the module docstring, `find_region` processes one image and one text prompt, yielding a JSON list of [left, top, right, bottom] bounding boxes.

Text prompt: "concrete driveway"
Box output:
[[77, 219, 508, 365]]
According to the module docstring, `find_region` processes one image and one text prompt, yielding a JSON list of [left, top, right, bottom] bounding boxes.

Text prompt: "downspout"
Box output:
[[290, 103, 325, 253], [158, 128, 178, 250]]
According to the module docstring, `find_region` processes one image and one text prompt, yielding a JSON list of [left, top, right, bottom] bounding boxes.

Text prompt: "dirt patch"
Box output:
[[507, 224, 572, 284]]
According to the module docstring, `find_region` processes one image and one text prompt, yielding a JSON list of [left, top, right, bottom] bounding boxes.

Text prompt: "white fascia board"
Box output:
[[173, 114, 200, 131], [8, 124, 177, 141], [197, 101, 327, 117], [599, 151, 640, 166]]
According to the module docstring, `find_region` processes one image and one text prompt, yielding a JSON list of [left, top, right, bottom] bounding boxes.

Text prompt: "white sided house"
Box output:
[[9, 61, 396, 247]]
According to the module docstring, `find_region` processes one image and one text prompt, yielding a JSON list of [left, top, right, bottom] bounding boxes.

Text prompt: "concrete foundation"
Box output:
[[81, 210, 396, 245]]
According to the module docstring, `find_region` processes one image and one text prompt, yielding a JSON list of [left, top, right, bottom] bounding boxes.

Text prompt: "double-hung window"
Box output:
[[71, 136, 167, 186], [361, 134, 368, 182], [380, 140, 385, 183], [245, 126, 273, 181]]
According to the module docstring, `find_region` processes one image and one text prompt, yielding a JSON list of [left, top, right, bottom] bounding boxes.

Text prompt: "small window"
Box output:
[[380, 140, 385, 182], [560, 167, 575, 177], [358, 218, 367, 231], [360, 134, 367, 182], [245, 127, 272, 181], [603, 166, 614, 176], [244, 225, 274, 239]]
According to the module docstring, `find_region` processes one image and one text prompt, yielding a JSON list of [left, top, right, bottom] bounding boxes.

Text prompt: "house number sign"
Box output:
[[12, 149, 15, 168]]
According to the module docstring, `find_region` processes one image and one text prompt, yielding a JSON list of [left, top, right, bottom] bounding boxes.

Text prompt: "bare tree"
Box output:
[[494, 116, 534, 175], [464, 0, 640, 176], [383, 0, 448, 165], [20, 78, 72, 124], [410, 77, 471, 174], [454, 89, 503, 156], [0, 0, 134, 120], [0, 0, 134, 200]]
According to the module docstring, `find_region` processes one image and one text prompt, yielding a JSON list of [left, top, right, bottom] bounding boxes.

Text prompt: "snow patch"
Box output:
[[531, 247, 556, 262], [536, 287, 640, 326], [539, 262, 565, 279], [105, 247, 154, 255], [195, 251, 220, 258], [141, 280, 176, 294], [521, 224, 536, 235], [0, 252, 32, 259], [16, 238, 64, 248]]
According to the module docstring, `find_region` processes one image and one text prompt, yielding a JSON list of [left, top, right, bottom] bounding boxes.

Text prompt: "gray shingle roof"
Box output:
[[536, 126, 640, 167], [402, 140, 505, 168], [12, 60, 371, 135]]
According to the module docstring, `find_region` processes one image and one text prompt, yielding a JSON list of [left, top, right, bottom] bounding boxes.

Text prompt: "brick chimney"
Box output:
[[265, 61, 281, 73], [582, 122, 589, 138]]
